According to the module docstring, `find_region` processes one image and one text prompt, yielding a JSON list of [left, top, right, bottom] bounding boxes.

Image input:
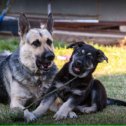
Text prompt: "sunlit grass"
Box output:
[[0, 38, 19, 52]]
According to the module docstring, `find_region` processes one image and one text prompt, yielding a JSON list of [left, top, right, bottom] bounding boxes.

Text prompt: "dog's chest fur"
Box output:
[[27, 71, 56, 98], [54, 63, 92, 101], [8, 50, 57, 98]]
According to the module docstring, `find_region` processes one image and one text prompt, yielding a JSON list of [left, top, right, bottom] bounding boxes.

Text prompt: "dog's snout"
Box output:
[[45, 51, 55, 61], [76, 60, 82, 67]]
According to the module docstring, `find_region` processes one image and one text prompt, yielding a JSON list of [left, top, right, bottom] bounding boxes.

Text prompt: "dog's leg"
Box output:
[[53, 98, 78, 120], [24, 94, 56, 122], [34, 95, 56, 115], [49, 99, 77, 119], [76, 105, 87, 112], [10, 96, 38, 122], [49, 98, 77, 119], [9, 80, 29, 120], [76, 90, 97, 114], [10, 96, 26, 109], [77, 80, 107, 113], [10, 96, 26, 120], [78, 103, 97, 113], [25, 96, 77, 122], [91, 80, 107, 111], [24, 83, 58, 122], [76, 90, 97, 113]]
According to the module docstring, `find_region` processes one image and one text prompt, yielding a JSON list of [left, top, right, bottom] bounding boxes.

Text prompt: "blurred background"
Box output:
[[1, 0, 126, 45]]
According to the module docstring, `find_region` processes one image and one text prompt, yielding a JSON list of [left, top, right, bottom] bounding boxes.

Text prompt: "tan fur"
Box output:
[[19, 28, 54, 73], [0, 14, 57, 121], [12, 27, 55, 108], [6, 13, 58, 121]]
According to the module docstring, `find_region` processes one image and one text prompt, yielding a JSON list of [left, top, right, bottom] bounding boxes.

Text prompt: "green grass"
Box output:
[[0, 38, 19, 52], [0, 38, 126, 124]]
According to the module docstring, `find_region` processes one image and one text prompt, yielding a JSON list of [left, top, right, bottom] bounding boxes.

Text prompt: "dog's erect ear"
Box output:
[[18, 13, 30, 36], [97, 49, 108, 63], [67, 42, 85, 49], [46, 2, 53, 34]]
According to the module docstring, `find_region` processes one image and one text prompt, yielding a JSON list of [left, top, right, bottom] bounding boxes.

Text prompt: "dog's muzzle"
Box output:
[[72, 59, 93, 75], [36, 51, 55, 71], [72, 60, 83, 74]]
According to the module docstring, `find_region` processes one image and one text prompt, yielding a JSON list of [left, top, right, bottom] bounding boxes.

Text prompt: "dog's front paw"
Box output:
[[68, 111, 78, 118], [24, 110, 37, 123], [53, 110, 68, 120]]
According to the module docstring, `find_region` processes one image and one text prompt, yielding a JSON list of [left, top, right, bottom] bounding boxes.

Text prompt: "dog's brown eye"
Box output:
[[47, 39, 52, 46], [32, 40, 41, 47]]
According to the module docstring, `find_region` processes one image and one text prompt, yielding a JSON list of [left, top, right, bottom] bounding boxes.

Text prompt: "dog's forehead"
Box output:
[[79, 44, 97, 54], [26, 28, 53, 42]]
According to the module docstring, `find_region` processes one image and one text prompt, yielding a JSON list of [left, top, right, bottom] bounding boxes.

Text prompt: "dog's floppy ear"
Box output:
[[46, 2, 53, 34], [97, 49, 108, 63], [18, 13, 30, 36], [67, 42, 85, 49]]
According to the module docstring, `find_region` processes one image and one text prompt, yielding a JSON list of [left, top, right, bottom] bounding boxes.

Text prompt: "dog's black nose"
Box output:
[[76, 60, 82, 66], [45, 51, 55, 61]]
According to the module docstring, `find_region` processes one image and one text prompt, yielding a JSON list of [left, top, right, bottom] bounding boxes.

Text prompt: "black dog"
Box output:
[[26, 42, 126, 121]]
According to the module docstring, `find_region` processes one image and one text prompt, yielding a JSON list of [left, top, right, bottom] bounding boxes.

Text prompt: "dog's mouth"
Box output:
[[72, 64, 93, 75], [72, 65, 83, 74], [41, 62, 52, 71], [36, 60, 52, 71]]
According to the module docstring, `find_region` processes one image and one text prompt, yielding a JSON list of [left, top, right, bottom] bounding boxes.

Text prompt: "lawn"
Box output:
[[0, 38, 126, 125]]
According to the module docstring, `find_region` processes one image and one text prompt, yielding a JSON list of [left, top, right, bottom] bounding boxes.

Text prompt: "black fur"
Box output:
[[0, 56, 10, 104], [32, 42, 126, 120], [107, 98, 126, 106], [44, 42, 108, 112], [46, 42, 126, 113]]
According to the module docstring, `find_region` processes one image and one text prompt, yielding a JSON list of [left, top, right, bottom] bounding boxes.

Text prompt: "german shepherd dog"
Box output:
[[25, 42, 126, 121], [0, 5, 57, 120]]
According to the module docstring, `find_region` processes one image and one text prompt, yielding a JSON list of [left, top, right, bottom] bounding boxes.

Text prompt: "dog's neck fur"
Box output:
[[9, 49, 57, 86]]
